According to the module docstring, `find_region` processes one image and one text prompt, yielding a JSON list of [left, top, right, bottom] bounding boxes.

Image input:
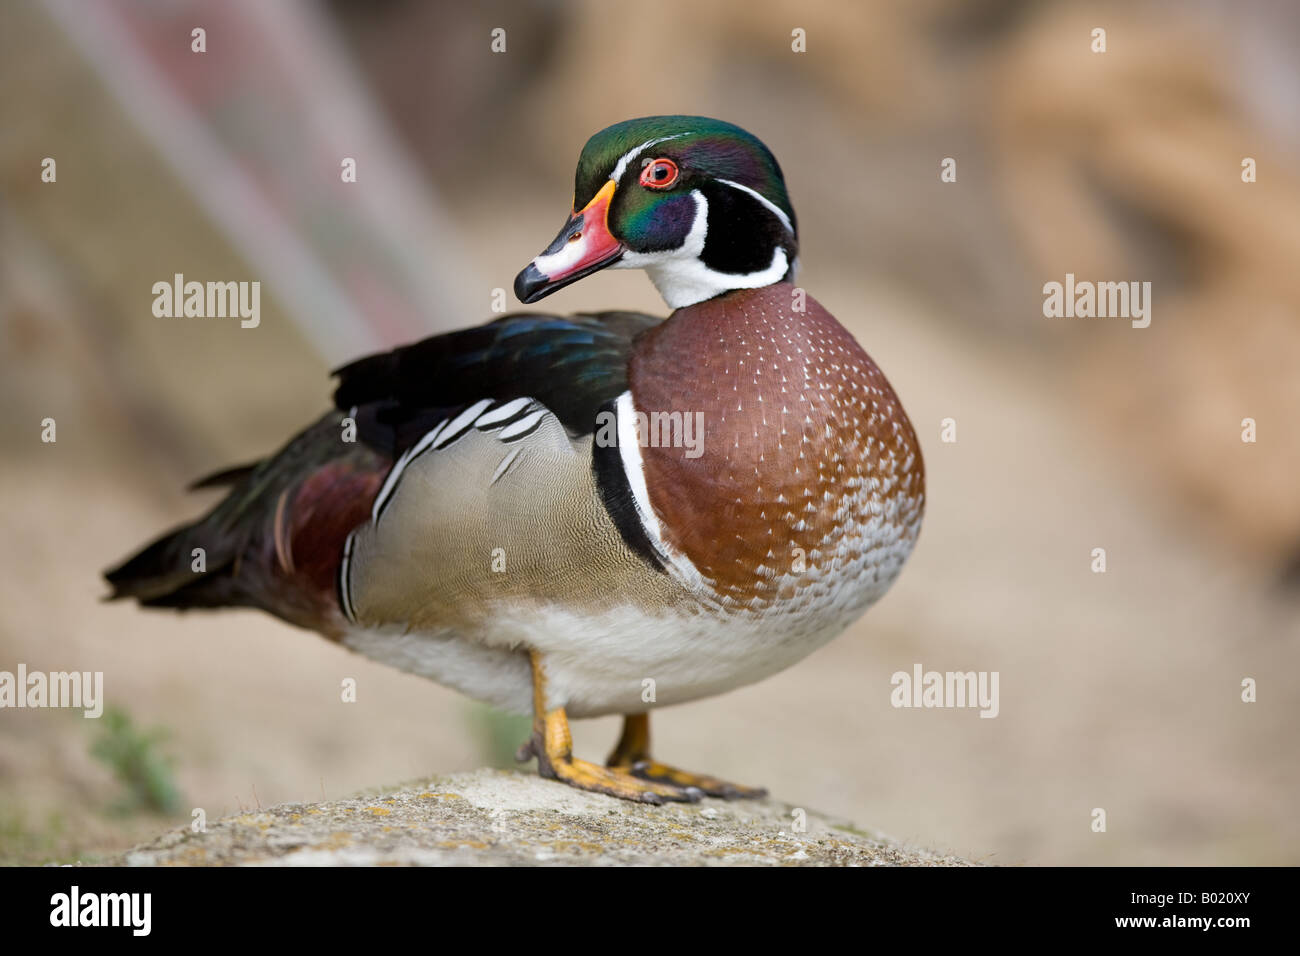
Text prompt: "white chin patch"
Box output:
[[618, 189, 790, 310]]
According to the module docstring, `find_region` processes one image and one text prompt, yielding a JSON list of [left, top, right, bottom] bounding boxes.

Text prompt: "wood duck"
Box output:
[[106, 116, 925, 804]]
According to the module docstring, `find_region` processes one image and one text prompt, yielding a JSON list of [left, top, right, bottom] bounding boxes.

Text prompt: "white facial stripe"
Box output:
[[610, 133, 691, 183], [619, 188, 709, 271], [717, 178, 794, 235], [618, 189, 791, 309]]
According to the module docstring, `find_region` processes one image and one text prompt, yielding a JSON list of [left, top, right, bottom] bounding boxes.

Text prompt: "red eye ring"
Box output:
[[639, 157, 679, 190]]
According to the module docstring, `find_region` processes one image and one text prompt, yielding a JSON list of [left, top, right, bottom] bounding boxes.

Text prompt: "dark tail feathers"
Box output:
[[103, 462, 263, 608], [102, 517, 240, 607]]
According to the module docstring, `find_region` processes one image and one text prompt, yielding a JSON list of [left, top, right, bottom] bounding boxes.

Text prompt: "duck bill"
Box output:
[[514, 180, 624, 303]]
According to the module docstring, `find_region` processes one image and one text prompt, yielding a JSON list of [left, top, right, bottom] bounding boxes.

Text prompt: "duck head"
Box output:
[[514, 116, 798, 309]]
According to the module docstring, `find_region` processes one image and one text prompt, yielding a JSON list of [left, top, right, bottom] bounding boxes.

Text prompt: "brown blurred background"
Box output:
[[1, 0, 1297, 865]]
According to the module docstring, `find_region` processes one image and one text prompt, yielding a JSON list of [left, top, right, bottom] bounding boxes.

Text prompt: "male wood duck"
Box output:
[[106, 116, 925, 803]]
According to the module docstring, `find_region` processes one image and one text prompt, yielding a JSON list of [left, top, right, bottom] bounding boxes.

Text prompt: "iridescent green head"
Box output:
[[515, 116, 799, 309]]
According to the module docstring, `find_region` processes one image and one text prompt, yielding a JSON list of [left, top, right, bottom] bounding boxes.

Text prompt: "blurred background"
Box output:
[[2, 0, 1298, 865]]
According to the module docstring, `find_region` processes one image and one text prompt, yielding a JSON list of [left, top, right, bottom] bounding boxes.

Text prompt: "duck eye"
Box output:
[[639, 158, 679, 190]]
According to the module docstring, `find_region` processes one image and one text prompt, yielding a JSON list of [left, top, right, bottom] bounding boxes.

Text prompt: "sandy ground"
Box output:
[[2, 255, 1296, 866]]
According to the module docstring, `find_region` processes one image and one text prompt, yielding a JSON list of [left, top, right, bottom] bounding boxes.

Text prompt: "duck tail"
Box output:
[[102, 515, 240, 609], [102, 461, 259, 608]]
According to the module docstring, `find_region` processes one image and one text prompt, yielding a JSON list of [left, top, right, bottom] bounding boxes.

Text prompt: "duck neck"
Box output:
[[633, 184, 798, 309], [644, 247, 793, 310]]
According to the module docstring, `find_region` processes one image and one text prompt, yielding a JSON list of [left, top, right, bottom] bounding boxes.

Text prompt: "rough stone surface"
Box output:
[[105, 769, 974, 866]]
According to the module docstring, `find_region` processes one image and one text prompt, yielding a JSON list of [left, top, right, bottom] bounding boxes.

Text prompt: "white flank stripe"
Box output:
[[370, 396, 492, 524], [370, 418, 447, 522], [431, 399, 495, 449], [339, 530, 357, 623], [475, 397, 534, 428], [498, 408, 548, 440], [490, 447, 523, 485]]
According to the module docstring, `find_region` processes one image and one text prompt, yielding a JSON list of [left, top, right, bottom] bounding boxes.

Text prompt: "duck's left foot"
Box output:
[[524, 653, 701, 804], [624, 760, 768, 799], [606, 714, 768, 800]]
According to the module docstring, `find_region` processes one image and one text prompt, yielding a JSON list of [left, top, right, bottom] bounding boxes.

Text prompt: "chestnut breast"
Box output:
[[627, 282, 924, 608]]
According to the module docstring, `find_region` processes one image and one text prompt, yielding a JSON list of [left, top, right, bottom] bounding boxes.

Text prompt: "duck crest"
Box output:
[[627, 282, 925, 609]]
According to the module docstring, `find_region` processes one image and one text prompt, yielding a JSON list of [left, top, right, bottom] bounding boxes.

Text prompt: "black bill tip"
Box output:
[[513, 263, 550, 304]]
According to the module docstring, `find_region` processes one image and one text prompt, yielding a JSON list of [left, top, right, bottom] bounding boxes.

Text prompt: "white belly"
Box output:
[[342, 540, 906, 719]]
